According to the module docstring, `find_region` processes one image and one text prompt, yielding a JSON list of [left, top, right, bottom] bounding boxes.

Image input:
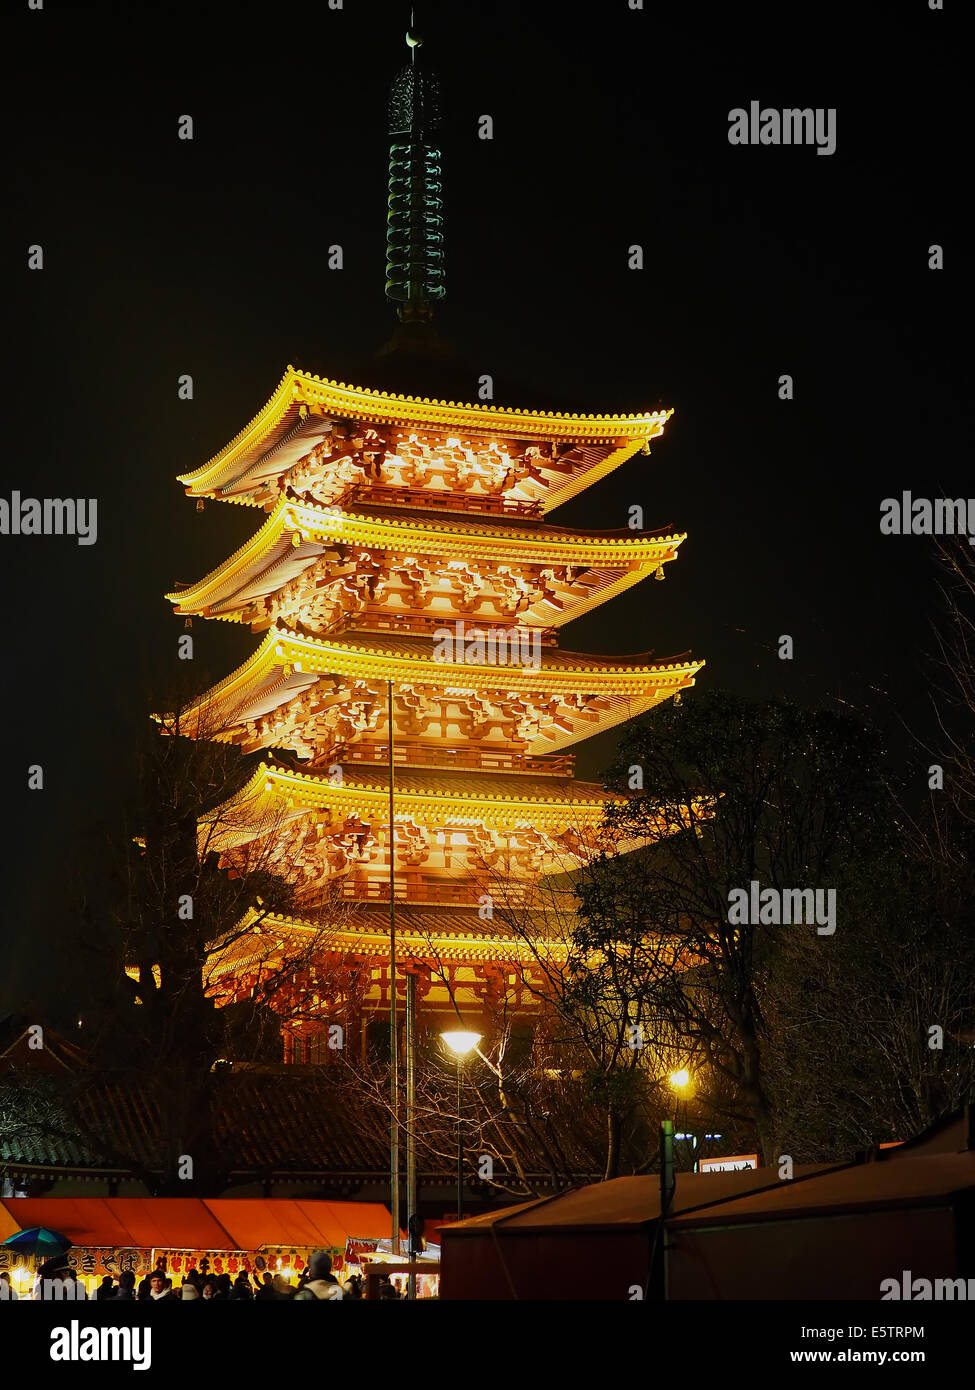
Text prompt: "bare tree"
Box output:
[[764, 848, 975, 1158], [570, 691, 891, 1164], [37, 694, 361, 1194], [463, 839, 679, 1181]]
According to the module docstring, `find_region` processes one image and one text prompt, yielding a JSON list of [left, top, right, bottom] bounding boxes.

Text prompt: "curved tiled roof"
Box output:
[[176, 368, 672, 514], [0, 1072, 605, 1188]]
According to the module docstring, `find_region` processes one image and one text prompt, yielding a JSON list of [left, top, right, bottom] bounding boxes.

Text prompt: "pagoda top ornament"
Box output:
[[385, 10, 445, 323]]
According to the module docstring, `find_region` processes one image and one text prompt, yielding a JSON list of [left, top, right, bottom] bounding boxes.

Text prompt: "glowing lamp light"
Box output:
[[441, 1030, 481, 1057], [669, 1068, 691, 1091]]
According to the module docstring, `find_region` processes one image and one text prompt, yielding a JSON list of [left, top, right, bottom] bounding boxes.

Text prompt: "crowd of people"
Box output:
[[1, 1252, 405, 1301]]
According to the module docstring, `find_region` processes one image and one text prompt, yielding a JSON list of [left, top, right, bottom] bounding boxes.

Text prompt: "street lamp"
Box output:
[[668, 1067, 694, 1160], [652, 1067, 696, 1301], [441, 1030, 481, 1222], [664, 1067, 695, 1178]]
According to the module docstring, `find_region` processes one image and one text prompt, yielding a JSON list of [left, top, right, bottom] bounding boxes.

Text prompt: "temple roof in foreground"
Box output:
[[0, 1070, 605, 1189]]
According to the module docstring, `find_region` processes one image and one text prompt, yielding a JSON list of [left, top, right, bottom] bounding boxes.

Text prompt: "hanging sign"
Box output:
[[151, 1249, 252, 1276], [698, 1154, 759, 1172], [0, 1247, 150, 1280]]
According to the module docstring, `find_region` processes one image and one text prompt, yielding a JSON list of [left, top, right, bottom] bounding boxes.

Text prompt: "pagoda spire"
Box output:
[[385, 7, 445, 324]]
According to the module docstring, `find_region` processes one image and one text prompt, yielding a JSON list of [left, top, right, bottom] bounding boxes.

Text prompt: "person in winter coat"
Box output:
[[229, 1272, 253, 1300], [113, 1270, 137, 1301], [137, 1263, 167, 1301], [36, 1256, 80, 1300], [181, 1281, 200, 1300], [147, 1271, 178, 1301], [95, 1276, 115, 1300], [254, 1273, 276, 1301], [294, 1251, 344, 1300]]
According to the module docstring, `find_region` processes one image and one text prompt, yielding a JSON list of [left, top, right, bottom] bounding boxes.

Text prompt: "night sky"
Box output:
[[2, 0, 966, 1018]]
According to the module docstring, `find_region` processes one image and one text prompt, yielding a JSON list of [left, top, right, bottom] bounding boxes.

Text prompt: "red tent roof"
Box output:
[[0, 1197, 392, 1251], [669, 1151, 975, 1229], [1, 1199, 235, 1250], [206, 1200, 395, 1250], [442, 1166, 841, 1235]]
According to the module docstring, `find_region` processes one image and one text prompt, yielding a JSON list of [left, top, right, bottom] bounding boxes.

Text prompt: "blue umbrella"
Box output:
[[2, 1228, 72, 1259]]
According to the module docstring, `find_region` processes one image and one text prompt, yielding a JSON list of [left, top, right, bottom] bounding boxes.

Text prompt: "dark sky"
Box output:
[[2, 0, 966, 1017]]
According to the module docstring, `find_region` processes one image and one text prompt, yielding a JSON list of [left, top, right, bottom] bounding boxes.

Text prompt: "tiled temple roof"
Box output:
[[1, 1071, 607, 1189]]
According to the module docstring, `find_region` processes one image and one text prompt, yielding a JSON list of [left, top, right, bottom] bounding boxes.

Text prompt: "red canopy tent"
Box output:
[[0, 1197, 234, 1258], [666, 1150, 975, 1299], [0, 1197, 394, 1287], [438, 1168, 823, 1300]]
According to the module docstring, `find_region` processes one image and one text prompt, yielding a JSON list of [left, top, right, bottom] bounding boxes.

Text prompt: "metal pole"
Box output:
[[388, 680, 399, 1253], [406, 971, 417, 1300], [660, 1118, 675, 1215], [456, 1056, 463, 1222], [660, 1118, 675, 1301]]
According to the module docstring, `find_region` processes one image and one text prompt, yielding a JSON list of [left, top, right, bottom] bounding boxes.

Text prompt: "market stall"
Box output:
[[0, 1197, 397, 1298], [356, 1242, 441, 1299]]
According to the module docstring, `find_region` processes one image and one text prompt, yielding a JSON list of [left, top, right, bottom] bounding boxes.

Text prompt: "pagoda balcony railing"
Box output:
[[338, 873, 528, 907], [346, 611, 559, 643], [348, 483, 542, 520], [331, 741, 574, 777]]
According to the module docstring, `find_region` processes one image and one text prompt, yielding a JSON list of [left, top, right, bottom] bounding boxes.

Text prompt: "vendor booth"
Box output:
[[438, 1167, 835, 1300], [0, 1197, 395, 1298]]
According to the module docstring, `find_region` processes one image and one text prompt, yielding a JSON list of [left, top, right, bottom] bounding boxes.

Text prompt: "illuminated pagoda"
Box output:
[[166, 23, 703, 1065]]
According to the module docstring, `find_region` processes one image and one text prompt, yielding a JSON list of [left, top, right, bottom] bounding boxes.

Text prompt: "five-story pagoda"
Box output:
[[166, 24, 703, 1065]]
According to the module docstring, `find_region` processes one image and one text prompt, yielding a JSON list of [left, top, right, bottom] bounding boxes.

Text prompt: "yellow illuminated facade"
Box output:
[[169, 370, 702, 1059]]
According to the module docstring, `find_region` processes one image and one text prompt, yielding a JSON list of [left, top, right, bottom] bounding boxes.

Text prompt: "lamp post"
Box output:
[[441, 1030, 481, 1222], [387, 680, 399, 1255], [668, 1068, 694, 1169], [659, 1067, 692, 1301], [405, 971, 417, 1300]]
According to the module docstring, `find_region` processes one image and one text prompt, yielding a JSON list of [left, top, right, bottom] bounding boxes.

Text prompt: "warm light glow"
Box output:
[[669, 1069, 691, 1090], [168, 365, 695, 1054]]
